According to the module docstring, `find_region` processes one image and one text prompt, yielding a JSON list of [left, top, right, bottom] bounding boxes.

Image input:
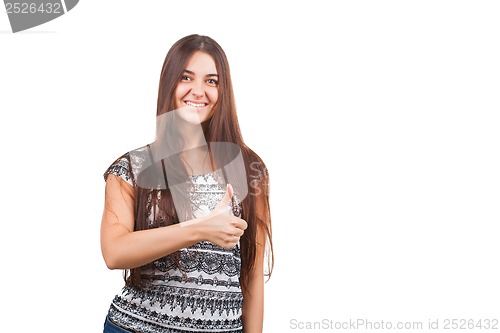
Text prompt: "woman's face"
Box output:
[[174, 51, 219, 124]]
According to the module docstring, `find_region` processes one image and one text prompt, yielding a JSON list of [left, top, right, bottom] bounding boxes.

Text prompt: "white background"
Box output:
[[1, 1, 499, 332]]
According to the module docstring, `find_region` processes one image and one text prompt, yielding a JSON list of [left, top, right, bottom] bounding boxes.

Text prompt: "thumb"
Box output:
[[214, 183, 234, 211]]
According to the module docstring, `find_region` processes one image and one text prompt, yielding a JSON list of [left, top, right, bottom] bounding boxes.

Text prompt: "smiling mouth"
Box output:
[[184, 101, 208, 108]]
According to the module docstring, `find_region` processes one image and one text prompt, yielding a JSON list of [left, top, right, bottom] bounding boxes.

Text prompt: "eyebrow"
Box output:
[[183, 69, 218, 77]]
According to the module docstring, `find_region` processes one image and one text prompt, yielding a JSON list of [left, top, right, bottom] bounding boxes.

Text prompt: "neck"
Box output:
[[181, 145, 213, 175]]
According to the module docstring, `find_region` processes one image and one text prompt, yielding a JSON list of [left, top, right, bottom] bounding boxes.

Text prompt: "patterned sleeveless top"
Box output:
[[103, 145, 243, 333]]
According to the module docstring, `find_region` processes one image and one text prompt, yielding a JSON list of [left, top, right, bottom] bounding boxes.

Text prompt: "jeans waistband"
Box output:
[[104, 315, 137, 333]]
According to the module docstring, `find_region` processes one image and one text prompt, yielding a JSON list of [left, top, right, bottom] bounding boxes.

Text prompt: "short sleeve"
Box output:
[[103, 153, 134, 187]]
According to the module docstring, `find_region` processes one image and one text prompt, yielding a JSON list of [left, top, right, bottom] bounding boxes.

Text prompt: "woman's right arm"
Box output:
[[100, 174, 246, 270]]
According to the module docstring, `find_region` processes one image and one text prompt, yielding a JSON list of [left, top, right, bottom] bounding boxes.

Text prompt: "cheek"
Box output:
[[209, 89, 219, 104], [175, 85, 189, 100]]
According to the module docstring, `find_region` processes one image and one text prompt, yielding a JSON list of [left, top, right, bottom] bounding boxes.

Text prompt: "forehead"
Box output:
[[185, 51, 217, 74]]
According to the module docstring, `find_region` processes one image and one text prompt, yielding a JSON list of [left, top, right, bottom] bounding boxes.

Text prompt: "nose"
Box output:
[[191, 81, 204, 98]]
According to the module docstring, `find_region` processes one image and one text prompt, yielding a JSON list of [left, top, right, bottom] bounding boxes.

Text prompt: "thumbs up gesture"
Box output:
[[202, 184, 247, 248]]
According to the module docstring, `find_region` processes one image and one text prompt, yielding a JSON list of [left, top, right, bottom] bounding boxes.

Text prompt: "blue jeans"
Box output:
[[103, 316, 136, 333]]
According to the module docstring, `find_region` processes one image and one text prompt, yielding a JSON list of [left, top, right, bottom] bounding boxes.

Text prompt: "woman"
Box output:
[[100, 34, 273, 333]]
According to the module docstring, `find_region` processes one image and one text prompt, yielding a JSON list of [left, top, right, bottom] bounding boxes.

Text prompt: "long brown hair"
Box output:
[[126, 34, 273, 294]]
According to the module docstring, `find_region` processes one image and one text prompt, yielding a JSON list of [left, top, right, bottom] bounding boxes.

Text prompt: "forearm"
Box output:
[[242, 272, 264, 333], [101, 176, 246, 270], [102, 219, 204, 270]]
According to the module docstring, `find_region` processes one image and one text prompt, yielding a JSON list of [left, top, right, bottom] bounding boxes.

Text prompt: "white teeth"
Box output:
[[186, 101, 206, 108]]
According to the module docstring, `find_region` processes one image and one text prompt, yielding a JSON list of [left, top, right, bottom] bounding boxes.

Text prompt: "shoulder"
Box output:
[[242, 145, 269, 180], [103, 144, 152, 186]]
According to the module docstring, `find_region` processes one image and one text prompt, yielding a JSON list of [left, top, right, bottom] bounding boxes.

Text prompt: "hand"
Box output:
[[202, 184, 247, 248]]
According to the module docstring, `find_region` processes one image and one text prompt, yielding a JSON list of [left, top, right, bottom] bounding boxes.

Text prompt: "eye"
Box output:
[[181, 75, 192, 82], [207, 78, 218, 86]]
